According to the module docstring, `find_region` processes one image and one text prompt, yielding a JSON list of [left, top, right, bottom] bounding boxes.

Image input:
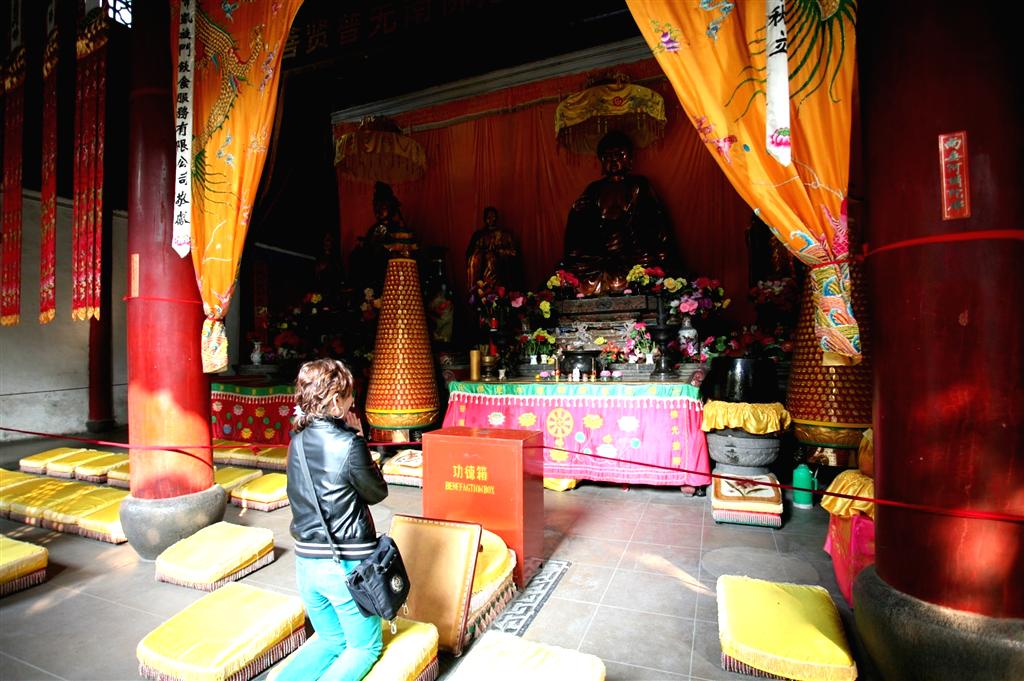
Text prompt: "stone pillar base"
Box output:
[[119, 485, 226, 561], [854, 566, 1024, 681]]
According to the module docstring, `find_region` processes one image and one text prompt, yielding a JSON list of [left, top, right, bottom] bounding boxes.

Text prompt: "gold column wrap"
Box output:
[[365, 258, 440, 429], [787, 257, 872, 466]]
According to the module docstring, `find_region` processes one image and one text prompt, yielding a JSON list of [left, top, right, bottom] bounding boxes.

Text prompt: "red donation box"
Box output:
[[422, 427, 544, 588]]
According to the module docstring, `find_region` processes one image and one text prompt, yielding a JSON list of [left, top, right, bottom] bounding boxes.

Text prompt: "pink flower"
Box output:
[[510, 295, 524, 308], [678, 298, 699, 314]]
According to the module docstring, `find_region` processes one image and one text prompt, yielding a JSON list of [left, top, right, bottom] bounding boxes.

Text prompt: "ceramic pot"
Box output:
[[250, 341, 263, 365], [700, 357, 779, 403], [560, 349, 601, 377]]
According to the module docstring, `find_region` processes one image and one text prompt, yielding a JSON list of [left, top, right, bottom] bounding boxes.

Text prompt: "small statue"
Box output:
[[561, 130, 679, 296], [349, 182, 416, 293], [466, 206, 519, 290]]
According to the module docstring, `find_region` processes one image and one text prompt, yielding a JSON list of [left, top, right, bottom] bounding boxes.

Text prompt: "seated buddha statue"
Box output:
[[466, 206, 520, 291], [561, 130, 679, 296], [349, 182, 417, 293]]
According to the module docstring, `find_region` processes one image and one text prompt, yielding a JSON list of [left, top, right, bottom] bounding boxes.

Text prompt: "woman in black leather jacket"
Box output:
[[278, 359, 388, 681]]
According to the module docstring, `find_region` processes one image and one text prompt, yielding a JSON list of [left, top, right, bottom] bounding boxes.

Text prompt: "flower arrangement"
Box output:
[[624, 321, 656, 362], [522, 328, 556, 358], [749, 277, 798, 311], [594, 336, 625, 364], [700, 325, 794, 362]]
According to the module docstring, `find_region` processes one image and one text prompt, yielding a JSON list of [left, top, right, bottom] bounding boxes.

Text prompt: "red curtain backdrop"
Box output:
[[40, 26, 59, 324], [335, 58, 753, 319], [72, 11, 106, 322], [1, 47, 26, 327]]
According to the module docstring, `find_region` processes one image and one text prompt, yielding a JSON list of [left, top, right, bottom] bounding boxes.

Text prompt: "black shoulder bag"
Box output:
[[294, 433, 410, 628]]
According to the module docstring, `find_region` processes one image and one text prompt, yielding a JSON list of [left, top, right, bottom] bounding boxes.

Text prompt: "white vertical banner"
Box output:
[[765, 0, 791, 167], [171, 0, 195, 257]]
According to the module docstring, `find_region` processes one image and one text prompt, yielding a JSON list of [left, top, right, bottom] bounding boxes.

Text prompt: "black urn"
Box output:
[[700, 357, 779, 403], [560, 349, 601, 377]]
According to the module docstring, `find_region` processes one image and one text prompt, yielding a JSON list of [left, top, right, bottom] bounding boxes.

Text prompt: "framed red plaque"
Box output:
[[938, 131, 970, 220]]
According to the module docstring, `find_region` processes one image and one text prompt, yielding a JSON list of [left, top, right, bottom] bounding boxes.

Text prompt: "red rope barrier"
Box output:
[[4, 425, 1020, 524]]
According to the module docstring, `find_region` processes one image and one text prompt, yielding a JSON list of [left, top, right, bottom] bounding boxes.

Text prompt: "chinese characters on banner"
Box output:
[[765, 0, 791, 166], [939, 131, 970, 220], [171, 0, 195, 257]]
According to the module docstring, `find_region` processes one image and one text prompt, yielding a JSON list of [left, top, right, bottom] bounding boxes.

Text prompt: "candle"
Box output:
[[469, 349, 481, 381]]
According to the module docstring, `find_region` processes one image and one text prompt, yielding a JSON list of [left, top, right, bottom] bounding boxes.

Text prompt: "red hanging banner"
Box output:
[[72, 10, 106, 321], [40, 23, 59, 324], [1, 46, 26, 327]]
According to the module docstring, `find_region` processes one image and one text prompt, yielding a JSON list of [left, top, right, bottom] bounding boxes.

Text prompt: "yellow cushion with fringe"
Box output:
[[268, 619, 439, 681], [137, 581, 305, 681], [214, 467, 263, 492], [77, 503, 128, 543], [0, 535, 48, 583], [711, 474, 783, 515], [19, 447, 87, 472], [447, 630, 606, 680], [42, 487, 127, 528], [44, 450, 118, 477], [717, 575, 857, 681], [1, 478, 54, 515], [73, 453, 129, 479], [543, 477, 578, 492], [702, 401, 792, 434], [382, 449, 422, 476], [8, 480, 89, 520], [107, 465, 131, 485], [227, 446, 263, 467], [256, 447, 288, 469], [231, 473, 288, 504], [0, 469, 33, 491], [820, 470, 876, 520], [156, 522, 274, 587], [473, 530, 514, 595]]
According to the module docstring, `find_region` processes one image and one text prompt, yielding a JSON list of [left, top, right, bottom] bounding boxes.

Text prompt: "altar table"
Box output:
[[210, 382, 293, 446], [442, 381, 710, 487]]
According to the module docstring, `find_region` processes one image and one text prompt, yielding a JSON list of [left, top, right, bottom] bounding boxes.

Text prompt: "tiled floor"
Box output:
[[0, 434, 878, 680]]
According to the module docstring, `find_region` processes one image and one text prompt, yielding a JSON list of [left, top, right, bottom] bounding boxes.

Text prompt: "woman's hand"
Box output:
[[344, 410, 364, 437]]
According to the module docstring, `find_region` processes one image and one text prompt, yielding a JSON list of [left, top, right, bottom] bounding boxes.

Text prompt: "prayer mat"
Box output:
[[487, 559, 571, 637], [41, 486, 127, 533], [382, 449, 424, 487], [156, 521, 275, 590], [77, 502, 128, 543], [230, 473, 289, 512], [7, 479, 89, 526], [268, 619, 440, 681], [446, 630, 605, 680], [73, 452, 129, 483], [106, 465, 131, 488], [18, 447, 87, 474], [0, 536, 48, 597], [213, 466, 263, 492], [711, 473, 783, 528], [0, 478, 55, 517], [464, 530, 517, 646], [717, 575, 857, 681], [0, 468, 33, 491], [44, 449, 117, 479], [256, 446, 288, 471], [137, 582, 306, 681]]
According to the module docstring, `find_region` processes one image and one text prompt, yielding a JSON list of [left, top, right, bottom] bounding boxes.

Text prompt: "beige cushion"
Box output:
[[448, 631, 605, 680]]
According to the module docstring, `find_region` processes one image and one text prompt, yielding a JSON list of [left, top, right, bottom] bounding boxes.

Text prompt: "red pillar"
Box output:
[[125, 0, 212, 499], [861, 4, 1023, 620]]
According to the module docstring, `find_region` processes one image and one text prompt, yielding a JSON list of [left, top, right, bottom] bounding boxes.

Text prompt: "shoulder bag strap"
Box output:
[[293, 432, 342, 564]]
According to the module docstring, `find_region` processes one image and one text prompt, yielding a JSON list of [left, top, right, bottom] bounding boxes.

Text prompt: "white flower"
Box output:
[[618, 416, 640, 432]]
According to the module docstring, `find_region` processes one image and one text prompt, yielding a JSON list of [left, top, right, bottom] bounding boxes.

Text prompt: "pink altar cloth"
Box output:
[[442, 381, 711, 487], [823, 513, 876, 607]]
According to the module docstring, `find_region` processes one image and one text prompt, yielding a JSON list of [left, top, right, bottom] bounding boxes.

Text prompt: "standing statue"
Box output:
[[561, 130, 679, 296], [349, 182, 415, 294], [466, 206, 519, 290]]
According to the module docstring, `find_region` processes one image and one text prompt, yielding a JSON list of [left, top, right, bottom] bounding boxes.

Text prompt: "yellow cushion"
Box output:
[[8, 480, 91, 519], [542, 477, 578, 492], [136, 582, 305, 681], [107, 465, 131, 484], [0, 536, 48, 583], [821, 471, 875, 520], [214, 467, 263, 492], [256, 447, 288, 469], [42, 487, 127, 527], [702, 401, 792, 434], [45, 449, 118, 476], [77, 503, 127, 542], [73, 453, 130, 478], [473, 530, 514, 595], [19, 447, 87, 472], [1, 478, 54, 514], [447, 630, 606, 680], [231, 473, 288, 504], [711, 473, 784, 515], [268, 619, 439, 681], [717, 575, 857, 681], [382, 449, 422, 477], [0, 469, 33, 491], [226, 445, 263, 466], [156, 522, 274, 585]]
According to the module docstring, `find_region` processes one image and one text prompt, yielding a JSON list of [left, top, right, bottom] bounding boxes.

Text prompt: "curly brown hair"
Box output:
[[293, 359, 354, 431]]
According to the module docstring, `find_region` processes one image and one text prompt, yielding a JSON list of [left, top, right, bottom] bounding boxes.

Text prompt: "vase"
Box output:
[[645, 353, 655, 365], [529, 355, 538, 365], [700, 357, 779, 403], [250, 341, 263, 366], [540, 354, 549, 364]]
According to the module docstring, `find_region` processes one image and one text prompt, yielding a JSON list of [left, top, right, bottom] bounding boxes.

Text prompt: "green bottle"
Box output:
[[792, 464, 818, 509]]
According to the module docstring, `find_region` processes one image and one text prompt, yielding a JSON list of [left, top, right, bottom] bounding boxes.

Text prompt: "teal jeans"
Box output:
[[276, 557, 383, 681]]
